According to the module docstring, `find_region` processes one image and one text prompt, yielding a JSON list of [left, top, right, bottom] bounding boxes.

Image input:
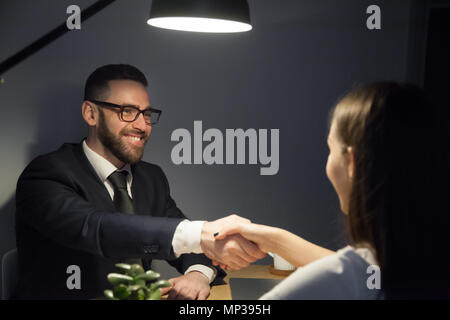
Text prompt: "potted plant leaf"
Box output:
[[104, 263, 171, 300]]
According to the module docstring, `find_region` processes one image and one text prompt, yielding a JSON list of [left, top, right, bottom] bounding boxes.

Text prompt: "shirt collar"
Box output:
[[354, 246, 378, 266], [82, 140, 132, 183]]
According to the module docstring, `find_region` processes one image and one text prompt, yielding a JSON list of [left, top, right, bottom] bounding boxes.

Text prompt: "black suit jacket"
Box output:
[[13, 142, 224, 299]]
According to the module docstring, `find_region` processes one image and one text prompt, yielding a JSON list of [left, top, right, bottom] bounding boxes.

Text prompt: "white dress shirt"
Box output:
[[82, 140, 216, 283]]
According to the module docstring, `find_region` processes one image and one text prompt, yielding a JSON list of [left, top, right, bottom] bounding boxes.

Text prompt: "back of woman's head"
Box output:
[[332, 82, 450, 299]]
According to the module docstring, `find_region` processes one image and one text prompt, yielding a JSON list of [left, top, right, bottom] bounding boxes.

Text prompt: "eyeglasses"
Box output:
[[90, 100, 162, 125]]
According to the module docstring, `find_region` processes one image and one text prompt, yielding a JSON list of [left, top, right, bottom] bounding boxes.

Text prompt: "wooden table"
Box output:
[[208, 265, 289, 300]]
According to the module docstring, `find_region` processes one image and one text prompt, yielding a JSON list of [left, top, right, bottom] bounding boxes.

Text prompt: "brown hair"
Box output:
[[330, 82, 450, 299]]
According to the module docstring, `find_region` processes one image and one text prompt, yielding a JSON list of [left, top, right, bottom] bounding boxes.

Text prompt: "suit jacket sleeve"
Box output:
[[15, 154, 183, 262]]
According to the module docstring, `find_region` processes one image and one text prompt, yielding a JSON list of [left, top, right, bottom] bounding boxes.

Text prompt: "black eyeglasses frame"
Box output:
[[89, 100, 162, 125]]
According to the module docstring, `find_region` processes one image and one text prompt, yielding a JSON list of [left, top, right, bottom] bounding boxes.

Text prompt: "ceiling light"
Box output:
[[147, 0, 252, 33]]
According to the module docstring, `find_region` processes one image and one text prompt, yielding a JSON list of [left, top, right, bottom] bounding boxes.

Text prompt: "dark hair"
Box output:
[[331, 82, 450, 299], [84, 64, 148, 101]]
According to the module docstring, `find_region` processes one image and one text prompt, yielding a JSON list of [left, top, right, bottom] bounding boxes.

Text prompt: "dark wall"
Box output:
[[0, 0, 423, 290]]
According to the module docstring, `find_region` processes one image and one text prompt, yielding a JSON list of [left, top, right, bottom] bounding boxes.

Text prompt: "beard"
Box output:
[[97, 110, 149, 165]]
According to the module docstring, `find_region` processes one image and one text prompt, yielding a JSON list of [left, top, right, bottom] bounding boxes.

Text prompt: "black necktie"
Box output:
[[107, 171, 134, 214], [108, 171, 142, 266]]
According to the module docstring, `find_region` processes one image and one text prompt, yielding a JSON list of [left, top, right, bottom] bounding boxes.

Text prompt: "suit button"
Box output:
[[144, 245, 159, 254]]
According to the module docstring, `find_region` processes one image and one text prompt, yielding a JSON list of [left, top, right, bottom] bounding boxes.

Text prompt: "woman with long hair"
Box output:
[[215, 82, 450, 299]]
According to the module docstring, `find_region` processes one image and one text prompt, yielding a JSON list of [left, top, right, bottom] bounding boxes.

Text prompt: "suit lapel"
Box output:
[[73, 141, 116, 212], [73, 141, 154, 215], [131, 164, 154, 216]]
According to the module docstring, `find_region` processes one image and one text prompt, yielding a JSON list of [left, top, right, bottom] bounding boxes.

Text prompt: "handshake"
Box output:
[[199, 214, 273, 271]]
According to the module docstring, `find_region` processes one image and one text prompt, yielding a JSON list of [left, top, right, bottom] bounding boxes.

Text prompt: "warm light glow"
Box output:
[[147, 17, 252, 33]]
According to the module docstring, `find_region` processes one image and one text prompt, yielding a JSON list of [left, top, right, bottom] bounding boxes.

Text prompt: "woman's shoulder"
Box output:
[[336, 245, 378, 268], [260, 246, 383, 300]]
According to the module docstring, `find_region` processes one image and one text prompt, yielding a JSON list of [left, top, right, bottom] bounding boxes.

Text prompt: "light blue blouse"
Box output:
[[260, 246, 384, 300]]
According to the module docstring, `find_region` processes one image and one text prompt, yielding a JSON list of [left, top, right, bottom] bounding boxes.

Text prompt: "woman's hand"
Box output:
[[212, 219, 333, 270]]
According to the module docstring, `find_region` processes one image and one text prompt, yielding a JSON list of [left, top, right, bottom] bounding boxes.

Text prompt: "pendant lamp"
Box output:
[[147, 0, 252, 33]]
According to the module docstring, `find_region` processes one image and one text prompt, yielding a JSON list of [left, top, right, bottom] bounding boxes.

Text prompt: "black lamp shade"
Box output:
[[148, 0, 252, 33]]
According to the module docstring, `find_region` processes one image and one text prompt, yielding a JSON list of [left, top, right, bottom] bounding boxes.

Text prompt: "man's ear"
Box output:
[[347, 146, 355, 179], [81, 101, 98, 126]]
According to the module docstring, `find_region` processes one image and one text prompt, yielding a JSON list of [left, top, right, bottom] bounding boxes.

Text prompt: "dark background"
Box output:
[[0, 0, 448, 290]]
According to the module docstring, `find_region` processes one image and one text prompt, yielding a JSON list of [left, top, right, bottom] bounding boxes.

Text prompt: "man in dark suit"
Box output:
[[14, 64, 265, 300]]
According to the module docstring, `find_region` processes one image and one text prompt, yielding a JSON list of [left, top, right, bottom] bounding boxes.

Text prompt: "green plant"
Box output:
[[104, 263, 171, 300]]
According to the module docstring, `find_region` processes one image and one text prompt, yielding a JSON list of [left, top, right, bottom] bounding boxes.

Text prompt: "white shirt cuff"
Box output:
[[185, 265, 218, 284], [172, 220, 205, 257]]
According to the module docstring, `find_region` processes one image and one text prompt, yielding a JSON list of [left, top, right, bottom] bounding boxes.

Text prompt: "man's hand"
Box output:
[[160, 271, 210, 300], [201, 215, 266, 270]]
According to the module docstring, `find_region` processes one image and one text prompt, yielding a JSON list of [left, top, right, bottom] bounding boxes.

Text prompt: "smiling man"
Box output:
[[13, 64, 265, 300]]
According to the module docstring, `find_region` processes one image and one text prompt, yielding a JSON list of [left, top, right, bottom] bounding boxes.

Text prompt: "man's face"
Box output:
[[96, 80, 152, 165]]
